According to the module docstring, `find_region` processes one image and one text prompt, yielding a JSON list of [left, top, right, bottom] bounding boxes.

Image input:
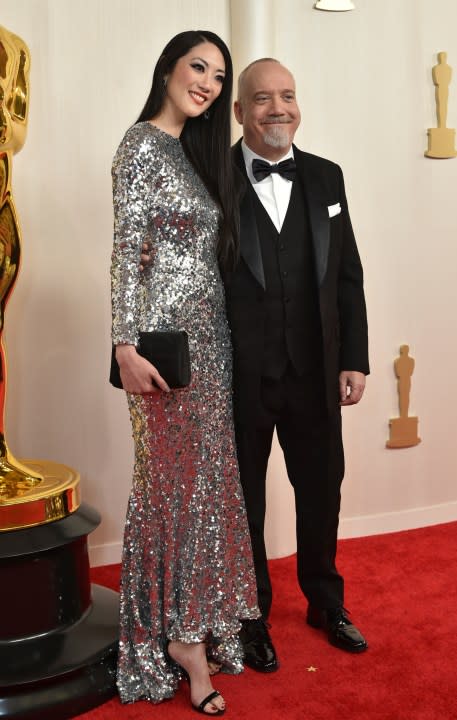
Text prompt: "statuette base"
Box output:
[[0, 503, 118, 718], [425, 127, 457, 158], [0, 458, 80, 531], [386, 416, 421, 449]]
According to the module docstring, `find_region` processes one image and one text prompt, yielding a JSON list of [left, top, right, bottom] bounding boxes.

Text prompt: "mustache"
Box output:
[[260, 119, 291, 125]]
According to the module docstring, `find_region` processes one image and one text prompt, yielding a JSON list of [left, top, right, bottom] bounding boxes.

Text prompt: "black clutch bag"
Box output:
[[110, 330, 191, 389]]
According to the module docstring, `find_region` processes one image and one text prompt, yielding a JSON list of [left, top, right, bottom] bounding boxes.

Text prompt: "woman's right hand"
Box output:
[[115, 344, 170, 394]]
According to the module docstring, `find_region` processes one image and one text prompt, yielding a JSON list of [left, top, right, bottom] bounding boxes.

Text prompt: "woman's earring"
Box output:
[[163, 76, 168, 88], [203, 110, 210, 120]]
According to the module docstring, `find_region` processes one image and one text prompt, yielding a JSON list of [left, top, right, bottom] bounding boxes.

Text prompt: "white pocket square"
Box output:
[[328, 202, 341, 218]]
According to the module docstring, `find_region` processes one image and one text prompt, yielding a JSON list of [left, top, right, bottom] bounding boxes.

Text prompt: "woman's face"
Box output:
[[163, 42, 226, 122]]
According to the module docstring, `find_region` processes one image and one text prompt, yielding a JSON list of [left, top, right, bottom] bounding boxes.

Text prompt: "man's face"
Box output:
[[234, 61, 301, 160]]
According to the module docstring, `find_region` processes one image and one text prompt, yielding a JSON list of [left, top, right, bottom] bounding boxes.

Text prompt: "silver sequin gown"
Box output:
[[111, 122, 259, 704]]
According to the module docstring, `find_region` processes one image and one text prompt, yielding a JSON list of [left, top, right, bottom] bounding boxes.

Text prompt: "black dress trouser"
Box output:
[[235, 366, 345, 619]]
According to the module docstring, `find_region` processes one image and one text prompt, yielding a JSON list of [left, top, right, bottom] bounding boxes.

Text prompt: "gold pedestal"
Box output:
[[0, 458, 81, 531], [386, 416, 421, 449], [425, 127, 457, 158]]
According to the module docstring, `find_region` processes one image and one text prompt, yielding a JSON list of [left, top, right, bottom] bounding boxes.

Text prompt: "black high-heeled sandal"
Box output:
[[193, 690, 225, 716], [164, 641, 226, 716]]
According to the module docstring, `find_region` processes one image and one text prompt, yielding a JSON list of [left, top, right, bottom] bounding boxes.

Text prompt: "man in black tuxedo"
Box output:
[[227, 58, 369, 672]]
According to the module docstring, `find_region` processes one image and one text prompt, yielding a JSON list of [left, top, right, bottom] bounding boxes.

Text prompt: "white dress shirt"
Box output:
[[241, 140, 295, 233]]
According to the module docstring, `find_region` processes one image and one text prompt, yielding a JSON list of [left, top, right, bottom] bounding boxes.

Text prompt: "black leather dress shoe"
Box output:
[[239, 619, 279, 672], [307, 606, 368, 653]]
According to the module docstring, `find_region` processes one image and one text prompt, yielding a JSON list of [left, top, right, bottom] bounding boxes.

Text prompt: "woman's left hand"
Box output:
[[115, 344, 170, 394]]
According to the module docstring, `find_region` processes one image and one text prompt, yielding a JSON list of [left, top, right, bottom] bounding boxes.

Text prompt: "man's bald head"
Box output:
[[237, 58, 281, 103]]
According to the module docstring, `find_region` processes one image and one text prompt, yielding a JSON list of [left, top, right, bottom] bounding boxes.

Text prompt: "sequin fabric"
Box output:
[[111, 122, 259, 704]]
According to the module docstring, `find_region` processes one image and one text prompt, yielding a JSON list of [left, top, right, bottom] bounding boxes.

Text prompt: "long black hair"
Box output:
[[137, 30, 238, 270]]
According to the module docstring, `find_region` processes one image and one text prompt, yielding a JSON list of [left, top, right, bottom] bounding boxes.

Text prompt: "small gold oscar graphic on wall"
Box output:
[[386, 345, 421, 449], [425, 51, 457, 159]]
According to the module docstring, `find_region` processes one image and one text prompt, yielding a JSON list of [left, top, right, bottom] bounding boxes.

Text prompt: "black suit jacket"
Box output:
[[225, 139, 369, 423]]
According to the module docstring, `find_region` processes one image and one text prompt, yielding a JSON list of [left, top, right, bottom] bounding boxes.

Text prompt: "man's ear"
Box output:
[[233, 100, 243, 125]]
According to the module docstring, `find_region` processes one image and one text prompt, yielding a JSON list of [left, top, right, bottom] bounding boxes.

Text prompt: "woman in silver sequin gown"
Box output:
[[111, 31, 259, 714]]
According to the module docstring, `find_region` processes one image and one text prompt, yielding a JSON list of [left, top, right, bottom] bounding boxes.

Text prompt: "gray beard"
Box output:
[[262, 125, 291, 149]]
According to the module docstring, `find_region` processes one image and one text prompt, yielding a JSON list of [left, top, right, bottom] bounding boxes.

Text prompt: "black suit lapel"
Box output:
[[232, 141, 266, 290], [294, 146, 330, 287]]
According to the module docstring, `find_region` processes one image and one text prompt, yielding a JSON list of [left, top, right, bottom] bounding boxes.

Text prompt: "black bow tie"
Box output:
[[251, 157, 296, 182]]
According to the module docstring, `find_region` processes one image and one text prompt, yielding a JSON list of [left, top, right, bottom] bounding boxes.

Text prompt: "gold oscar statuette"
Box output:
[[425, 51, 457, 159], [0, 25, 80, 531], [386, 345, 421, 449], [0, 31, 118, 714]]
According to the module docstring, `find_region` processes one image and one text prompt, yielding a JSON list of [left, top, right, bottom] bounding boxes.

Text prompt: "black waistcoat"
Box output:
[[251, 178, 322, 378]]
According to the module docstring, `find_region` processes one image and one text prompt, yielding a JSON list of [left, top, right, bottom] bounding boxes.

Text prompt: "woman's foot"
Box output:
[[168, 640, 226, 715]]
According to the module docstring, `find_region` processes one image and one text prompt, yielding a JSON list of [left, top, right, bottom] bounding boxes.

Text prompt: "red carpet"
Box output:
[[81, 522, 457, 720]]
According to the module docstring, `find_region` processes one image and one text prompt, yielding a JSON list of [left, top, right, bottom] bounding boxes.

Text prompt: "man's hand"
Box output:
[[140, 242, 151, 271], [339, 370, 366, 406]]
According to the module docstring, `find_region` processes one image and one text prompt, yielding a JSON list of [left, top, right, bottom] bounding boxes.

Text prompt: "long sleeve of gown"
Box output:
[[111, 124, 154, 346]]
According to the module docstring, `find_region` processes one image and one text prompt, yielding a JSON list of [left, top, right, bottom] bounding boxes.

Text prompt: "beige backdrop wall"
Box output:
[[2, 0, 457, 565]]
